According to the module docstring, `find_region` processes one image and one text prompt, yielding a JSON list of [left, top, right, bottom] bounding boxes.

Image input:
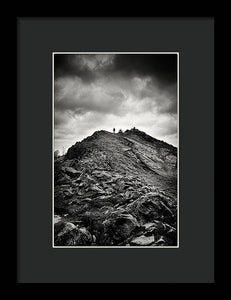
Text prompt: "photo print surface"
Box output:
[[53, 53, 179, 248]]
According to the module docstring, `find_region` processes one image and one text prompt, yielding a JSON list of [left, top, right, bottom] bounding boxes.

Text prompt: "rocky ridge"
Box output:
[[54, 128, 177, 246]]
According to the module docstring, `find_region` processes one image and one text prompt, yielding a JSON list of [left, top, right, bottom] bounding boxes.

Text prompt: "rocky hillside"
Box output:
[[54, 128, 178, 246]]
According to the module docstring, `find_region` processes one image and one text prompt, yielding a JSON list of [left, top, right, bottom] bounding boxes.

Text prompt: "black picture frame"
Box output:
[[17, 17, 214, 283]]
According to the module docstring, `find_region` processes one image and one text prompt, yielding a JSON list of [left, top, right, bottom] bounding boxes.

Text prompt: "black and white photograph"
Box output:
[[53, 52, 179, 247]]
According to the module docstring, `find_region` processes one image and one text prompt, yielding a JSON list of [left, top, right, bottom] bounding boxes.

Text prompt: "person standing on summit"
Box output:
[[113, 128, 115, 133]]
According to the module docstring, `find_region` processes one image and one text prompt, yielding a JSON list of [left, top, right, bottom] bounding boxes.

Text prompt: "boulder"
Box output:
[[89, 185, 105, 193], [61, 167, 82, 178], [130, 235, 155, 246], [56, 174, 71, 185], [54, 215, 62, 224], [103, 212, 139, 244], [54, 221, 76, 238], [153, 236, 167, 246], [127, 194, 174, 223], [92, 170, 112, 180], [54, 221, 93, 246]]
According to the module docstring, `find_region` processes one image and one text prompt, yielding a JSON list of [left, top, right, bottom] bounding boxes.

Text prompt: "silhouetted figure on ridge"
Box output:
[[113, 128, 115, 133]]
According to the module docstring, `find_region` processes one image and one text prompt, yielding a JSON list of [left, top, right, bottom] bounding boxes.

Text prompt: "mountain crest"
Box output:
[[54, 128, 177, 246]]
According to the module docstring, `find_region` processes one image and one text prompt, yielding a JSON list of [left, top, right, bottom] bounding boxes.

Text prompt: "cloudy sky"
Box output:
[[54, 53, 178, 154]]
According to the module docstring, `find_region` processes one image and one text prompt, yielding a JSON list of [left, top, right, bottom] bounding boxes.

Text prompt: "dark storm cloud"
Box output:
[[113, 54, 177, 86], [54, 54, 115, 82], [54, 53, 178, 153], [54, 54, 95, 82], [54, 54, 177, 86]]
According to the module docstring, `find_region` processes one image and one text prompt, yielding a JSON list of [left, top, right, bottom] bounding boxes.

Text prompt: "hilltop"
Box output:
[[54, 128, 178, 246]]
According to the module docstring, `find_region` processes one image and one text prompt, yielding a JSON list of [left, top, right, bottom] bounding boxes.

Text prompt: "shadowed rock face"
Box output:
[[54, 129, 178, 246]]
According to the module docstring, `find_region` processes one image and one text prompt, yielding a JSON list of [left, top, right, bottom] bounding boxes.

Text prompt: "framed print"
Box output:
[[17, 17, 214, 283]]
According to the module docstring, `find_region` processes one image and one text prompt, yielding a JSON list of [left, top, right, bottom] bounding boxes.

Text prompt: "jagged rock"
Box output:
[[54, 221, 93, 246], [56, 174, 71, 185], [54, 215, 62, 224], [92, 170, 112, 180], [130, 235, 155, 246], [102, 212, 140, 244], [127, 194, 174, 224], [143, 222, 156, 230], [124, 190, 134, 199], [153, 236, 167, 246], [61, 167, 81, 178], [63, 189, 74, 198], [89, 185, 105, 193]]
